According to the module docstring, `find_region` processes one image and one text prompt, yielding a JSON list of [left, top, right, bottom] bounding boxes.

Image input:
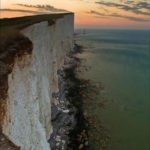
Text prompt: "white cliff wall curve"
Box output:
[[2, 13, 74, 150]]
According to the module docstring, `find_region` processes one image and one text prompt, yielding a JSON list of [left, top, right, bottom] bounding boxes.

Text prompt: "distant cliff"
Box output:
[[0, 13, 74, 150]]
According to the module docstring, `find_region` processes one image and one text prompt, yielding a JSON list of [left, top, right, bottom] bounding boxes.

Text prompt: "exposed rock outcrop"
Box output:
[[0, 13, 74, 150]]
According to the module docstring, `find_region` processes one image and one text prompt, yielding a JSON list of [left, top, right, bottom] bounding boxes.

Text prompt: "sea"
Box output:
[[75, 29, 150, 150]]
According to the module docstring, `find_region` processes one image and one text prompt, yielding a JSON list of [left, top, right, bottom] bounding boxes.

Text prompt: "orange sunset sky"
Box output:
[[0, 0, 150, 28]]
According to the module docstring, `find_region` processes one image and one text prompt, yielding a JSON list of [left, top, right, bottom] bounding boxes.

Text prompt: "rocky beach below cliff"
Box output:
[[49, 44, 89, 150]]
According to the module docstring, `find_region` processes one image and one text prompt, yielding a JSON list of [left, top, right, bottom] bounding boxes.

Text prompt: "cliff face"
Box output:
[[0, 13, 74, 150]]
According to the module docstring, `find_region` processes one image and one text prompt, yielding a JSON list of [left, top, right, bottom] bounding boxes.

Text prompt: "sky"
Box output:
[[0, 0, 150, 29]]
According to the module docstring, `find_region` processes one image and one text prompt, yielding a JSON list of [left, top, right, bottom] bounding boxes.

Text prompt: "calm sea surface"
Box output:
[[75, 29, 150, 150]]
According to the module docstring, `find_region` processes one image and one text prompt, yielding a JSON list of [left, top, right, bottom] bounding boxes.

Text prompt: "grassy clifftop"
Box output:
[[0, 13, 73, 29]]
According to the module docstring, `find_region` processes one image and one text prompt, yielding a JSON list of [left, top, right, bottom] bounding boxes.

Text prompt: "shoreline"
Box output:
[[70, 38, 111, 150], [49, 44, 88, 150], [49, 42, 110, 150]]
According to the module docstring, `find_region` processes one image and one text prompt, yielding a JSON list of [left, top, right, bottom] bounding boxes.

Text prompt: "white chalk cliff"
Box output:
[[1, 13, 74, 150]]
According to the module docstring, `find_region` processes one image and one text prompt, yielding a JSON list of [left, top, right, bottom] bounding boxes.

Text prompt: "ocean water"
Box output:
[[75, 29, 150, 150]]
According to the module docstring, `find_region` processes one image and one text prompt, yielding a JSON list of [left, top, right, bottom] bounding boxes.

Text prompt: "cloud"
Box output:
[[16, 4, 68, 12], [124, 1, 135, 5], [0, 4, 69, 18], [96, 1, 150, 16], [90, 10, 106, 16], [89, 10, 150, 22], [0, 8, 42, 14]]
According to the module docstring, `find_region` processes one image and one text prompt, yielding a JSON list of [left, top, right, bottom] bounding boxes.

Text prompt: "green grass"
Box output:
[[0, 13, 73, 29]]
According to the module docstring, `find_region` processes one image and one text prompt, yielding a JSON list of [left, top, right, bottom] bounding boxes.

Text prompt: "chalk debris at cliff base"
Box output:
[[49, 44, 89, 150]]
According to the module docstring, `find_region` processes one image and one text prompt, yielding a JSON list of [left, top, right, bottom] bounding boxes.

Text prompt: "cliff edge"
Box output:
[[0, 13, 74, 150]]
